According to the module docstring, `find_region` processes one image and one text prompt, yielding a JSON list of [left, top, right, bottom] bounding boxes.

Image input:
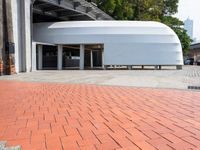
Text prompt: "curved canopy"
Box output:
[[33, 21, 183, 66]]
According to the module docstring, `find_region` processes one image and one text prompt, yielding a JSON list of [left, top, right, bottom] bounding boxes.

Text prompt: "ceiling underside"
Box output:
[[33, 0, 113, 23]]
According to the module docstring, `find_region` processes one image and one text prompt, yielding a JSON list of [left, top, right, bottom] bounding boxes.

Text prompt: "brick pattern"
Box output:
[[6, 56, 15, 75], [0, 56, 15, 75], [0, 81, 200, 150]]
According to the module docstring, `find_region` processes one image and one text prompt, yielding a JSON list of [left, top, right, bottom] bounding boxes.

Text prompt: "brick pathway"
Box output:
[[0, 81, 200, 150]]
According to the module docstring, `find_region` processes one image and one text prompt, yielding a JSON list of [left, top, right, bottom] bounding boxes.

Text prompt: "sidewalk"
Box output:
[[0, 80, 200, 150]]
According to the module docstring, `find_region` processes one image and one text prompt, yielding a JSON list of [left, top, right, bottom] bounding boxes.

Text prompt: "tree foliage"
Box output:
[[89, 0, 192, 55]]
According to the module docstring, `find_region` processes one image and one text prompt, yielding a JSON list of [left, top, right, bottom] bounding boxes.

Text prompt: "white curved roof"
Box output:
[[33, 21, 183, 65], [34, 21, 179, 43]]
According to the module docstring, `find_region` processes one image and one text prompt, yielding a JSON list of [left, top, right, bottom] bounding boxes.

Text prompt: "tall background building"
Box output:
[[184, 18, 194, 40]]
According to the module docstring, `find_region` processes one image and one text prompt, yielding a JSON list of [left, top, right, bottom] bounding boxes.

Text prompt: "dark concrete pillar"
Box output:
[[0, 0, 15, 75], [5, 0, 15, 74], [0, 0, 4, 75], [80, 44, 85, 70], [128, 65, 132, 70], [142, 65, 144, 69]]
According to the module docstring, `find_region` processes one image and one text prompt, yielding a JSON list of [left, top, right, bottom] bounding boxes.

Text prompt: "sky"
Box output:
[[175, 0, 200, 41]]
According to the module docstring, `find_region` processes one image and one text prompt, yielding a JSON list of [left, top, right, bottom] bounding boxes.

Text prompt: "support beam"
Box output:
[[155, 65, 159, 70], [38, 45, 43, 70], [69, 51, 71, 59], [79, 44, 84, 70], [73, 2, 81, 9], [0, 0, 3, 75], [102, 50, 104, 69], [86, 7, 93, 13], [57, 45, 63, 70], [33, 7, 69, 21], [1, 0, 15, 75], [32, 42, 37, 71], [37, 0, 96, 20], [128, 66, 132, 70], [90, 50, 93, 68], [24, 0, 32, 72]]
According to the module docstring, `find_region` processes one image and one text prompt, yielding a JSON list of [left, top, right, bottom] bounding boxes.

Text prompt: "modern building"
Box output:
[[33, 21, 183, 70], [184, 18, 194, 39], [0, 0, 112, 75], [0, 0, 183, 76]]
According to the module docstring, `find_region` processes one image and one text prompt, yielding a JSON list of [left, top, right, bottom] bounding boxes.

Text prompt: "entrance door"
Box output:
[[43, 45, 57, 69], [93, 50, 102, 67]]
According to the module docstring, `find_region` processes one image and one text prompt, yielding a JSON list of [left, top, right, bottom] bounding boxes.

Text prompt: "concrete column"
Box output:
[[19, 0, 32, 72], [14, 0, 32, 72], [128, 66, 132, 70], [38, 45, 43, 70], [69, 51, 71, 59], [80, 44, 84, 70], [57, 45, 63, 70], [0, 0, 3, 75], [155, 65, 159, 70], [32, 42, 36, 71], [102, 50, 104, 69], [1, 0, 15, 75], [90, 50, 93, 68], [24, 0, 32, 72]]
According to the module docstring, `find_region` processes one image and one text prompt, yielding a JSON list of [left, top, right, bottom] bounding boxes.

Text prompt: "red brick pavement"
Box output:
[[0, 80, 200, 150]]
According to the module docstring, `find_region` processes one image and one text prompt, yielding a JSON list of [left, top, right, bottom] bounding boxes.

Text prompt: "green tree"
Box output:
[[132, 0, 163, 21], [91, 0, 192, 55], [162, 0, 179, 15], [95, 0, 134, 20]]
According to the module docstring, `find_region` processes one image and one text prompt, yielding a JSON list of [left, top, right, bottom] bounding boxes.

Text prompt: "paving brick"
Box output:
[[126, 128, 150, 142], [116, 146, 140, 150], [147, 137, 172, 149], [133, 141, 157, 150], [182, 136, 200, 148], [80, 144, 96, 150], [61, 136, 79, 150], [1, 80, 200, 150], [45, 137, 62, 150], [95, 140, 120, 150], [140, 129, 161, 139], [77, 138, 100, 147]]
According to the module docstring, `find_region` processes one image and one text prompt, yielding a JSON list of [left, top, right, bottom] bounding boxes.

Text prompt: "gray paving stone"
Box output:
[[0, 142, 21, 150], [0, 66, 200, 90]]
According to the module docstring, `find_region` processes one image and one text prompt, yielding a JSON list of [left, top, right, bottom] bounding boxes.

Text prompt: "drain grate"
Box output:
[[188, 86, 200, 90]]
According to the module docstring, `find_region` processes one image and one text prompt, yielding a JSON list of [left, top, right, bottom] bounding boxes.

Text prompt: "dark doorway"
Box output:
[[84, 50, 91, 67], [93, 50, 102, 67], [84, 44, 103, 69], [43, 45, 57, 69], [63, 45, 80, 69]]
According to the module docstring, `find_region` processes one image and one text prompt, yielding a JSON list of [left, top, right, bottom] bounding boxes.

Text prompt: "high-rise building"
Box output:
[[184, 18, 194, 39]]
